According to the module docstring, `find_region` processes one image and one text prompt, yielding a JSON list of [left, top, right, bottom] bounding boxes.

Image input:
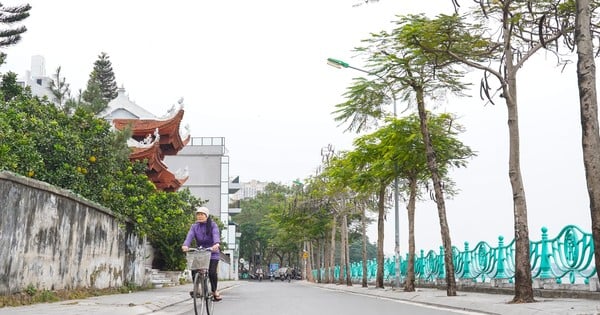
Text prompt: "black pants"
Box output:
[[192, 259, 219, 292]]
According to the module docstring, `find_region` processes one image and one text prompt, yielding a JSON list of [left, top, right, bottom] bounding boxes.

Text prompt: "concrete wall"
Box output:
[[0, 171, 148, 295]]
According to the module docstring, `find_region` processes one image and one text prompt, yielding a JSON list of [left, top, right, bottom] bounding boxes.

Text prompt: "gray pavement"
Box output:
[[310, 282, 600, 315], [0, 280, 599, 315]]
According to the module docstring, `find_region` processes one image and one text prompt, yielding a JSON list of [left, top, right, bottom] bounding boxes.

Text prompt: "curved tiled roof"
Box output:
[[107, 89, 189, 192]]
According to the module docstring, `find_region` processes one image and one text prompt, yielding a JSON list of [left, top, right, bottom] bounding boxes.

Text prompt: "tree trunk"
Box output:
[[330, 214, 337, 283], [415, 88, 456, 296], [361, 203, 369, 287], [575, 0, 600, 285], [323, 231, 331, 283], [343, 213, 352, 286], [339, 214, 346, 285], [404, 177, 417, 292], [306, 241, 314, 282], [316, 241, 322, 283], [376, 184, 386, 288], [502, 26, 534, 302]]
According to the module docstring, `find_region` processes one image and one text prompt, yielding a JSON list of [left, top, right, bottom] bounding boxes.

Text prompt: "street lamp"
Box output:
[[327, 57, 402, 289]]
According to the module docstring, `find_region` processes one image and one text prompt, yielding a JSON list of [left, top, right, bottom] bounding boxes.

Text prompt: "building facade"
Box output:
[[17, 55, 56, 101], [230, 179, 269, 201]]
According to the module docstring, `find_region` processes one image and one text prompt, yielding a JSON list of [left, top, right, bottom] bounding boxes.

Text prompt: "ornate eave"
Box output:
[[129, 143, 187, 192], [154, 170, 189, 192], [111, 100, 190, 193], [125, 123, 187, 192], [113, 107, 187, 156]]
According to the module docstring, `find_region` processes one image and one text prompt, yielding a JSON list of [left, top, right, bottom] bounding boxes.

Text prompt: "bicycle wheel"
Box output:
[[203, 275, 214, 315], [193, 272, 204, 315]]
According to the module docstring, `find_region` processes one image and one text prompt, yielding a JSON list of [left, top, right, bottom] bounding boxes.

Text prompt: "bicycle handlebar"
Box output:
[[187, 247, 213, 252]]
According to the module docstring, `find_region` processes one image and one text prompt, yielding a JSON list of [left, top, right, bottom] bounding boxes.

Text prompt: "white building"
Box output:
[[17, 55, 56, 102], [231, 179, 269, 200]]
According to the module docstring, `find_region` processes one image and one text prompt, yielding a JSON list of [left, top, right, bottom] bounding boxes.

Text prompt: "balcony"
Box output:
[[229, 176, 241, 194]]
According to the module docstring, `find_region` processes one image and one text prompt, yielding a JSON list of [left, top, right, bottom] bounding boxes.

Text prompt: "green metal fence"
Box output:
[[314, 225, 597, 284]]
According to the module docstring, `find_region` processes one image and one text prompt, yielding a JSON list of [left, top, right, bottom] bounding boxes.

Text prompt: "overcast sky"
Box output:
[[3, 0, 594, 255]]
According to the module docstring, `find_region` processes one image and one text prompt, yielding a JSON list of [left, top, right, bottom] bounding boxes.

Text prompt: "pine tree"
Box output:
[[81, 70, 108, 114], [90, 52, 118, 102], [48, 66, 71, 113], [0, 3, 31, 65]]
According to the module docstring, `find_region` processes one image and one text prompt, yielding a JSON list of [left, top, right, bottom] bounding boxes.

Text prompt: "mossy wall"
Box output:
[[0, 171, 148, 295]]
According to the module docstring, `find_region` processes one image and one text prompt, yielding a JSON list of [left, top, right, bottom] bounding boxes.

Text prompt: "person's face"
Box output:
[[196, 212, 208, 223]]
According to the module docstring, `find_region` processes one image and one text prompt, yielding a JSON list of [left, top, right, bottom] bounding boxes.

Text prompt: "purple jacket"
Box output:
[[183, 220, 221, 260]]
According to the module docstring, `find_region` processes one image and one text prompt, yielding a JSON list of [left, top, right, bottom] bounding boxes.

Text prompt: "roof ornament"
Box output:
[[153, 128, 160, 142], [167, 104, 176, 115], [181, 124, 190, 140], [174, 166, 189, 180], [142, 133, 153, 145]]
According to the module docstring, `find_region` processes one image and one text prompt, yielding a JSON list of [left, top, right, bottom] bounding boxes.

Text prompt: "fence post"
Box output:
[[539, 227, 553, 279], [496, 236, 507, 279], [462, 241, 472, 279], [438, 246, 446, 280]]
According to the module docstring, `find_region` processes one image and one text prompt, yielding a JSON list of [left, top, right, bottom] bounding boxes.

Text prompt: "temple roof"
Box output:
[[101, 87, 157, 119], [105, 88, 191, 192], [113, 106, 190, 156], [129, 139, 189, 192]]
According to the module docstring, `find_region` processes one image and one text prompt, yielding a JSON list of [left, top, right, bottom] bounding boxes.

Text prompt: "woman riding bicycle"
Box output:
[[182, 206, 222, 301]]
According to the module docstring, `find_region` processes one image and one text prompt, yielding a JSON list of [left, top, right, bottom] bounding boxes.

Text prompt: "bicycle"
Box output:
[[186, 247, 215, 315]]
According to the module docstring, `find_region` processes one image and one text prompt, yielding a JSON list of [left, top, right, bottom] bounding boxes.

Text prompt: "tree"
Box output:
[[570, 0, 600, 282], [0, 72, 23, 101], [334, 14, 480, 295], [84, 52, 118, 105], [0, 2, 31, 65], [80, 72, 108, 114], [325, 133, 398, 288], [382, 114, 474, 291], [425, 1, 566, 301], [48, 66, 71, 113], [348, 235, 377, 263]]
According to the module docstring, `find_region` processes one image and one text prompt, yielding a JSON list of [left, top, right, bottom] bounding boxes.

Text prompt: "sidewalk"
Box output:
[[0, 280, 599, 315], [309, 282, 600, 315], [0, 281, 242, 315]]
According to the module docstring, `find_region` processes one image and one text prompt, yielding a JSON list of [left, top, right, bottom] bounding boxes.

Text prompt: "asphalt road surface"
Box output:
[[156, 280, 485, 315]]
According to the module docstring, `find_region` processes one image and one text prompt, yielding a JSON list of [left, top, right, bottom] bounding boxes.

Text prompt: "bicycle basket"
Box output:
[[187, 250, 211, 270]]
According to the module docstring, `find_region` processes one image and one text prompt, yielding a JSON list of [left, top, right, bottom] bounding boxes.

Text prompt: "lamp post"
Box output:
[[327, 57, 402, 289]]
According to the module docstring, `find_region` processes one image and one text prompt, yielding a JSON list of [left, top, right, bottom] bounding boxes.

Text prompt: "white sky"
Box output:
[[2, 0, 593, 255]]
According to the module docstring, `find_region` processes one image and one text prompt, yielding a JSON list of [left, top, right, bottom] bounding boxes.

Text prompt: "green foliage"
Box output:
[[333, 77, 388, 133], [89, 52, 118, 102], [0, 72, 23, 101], [144, 189, 204, 270], [25, 284, 36, 296], [81, 71, 108, 114], [0, 3, 31, 64], [0, 85, 205, 271], [348, 237, 377, 263], [48, 66, 71, 112], [236, 183, 325, 267]]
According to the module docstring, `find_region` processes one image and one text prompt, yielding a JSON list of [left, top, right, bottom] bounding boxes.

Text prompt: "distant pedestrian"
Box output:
[[181, 206, 222, 301]]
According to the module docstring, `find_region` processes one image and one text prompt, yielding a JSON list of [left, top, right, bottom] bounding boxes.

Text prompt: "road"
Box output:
[[155, 280, 485, 315]]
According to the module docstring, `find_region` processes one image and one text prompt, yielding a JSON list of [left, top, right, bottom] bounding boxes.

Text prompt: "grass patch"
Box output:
[[0, 284, 153, 308]]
